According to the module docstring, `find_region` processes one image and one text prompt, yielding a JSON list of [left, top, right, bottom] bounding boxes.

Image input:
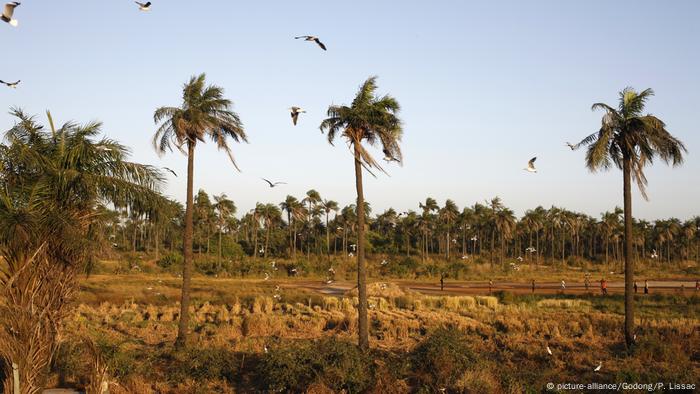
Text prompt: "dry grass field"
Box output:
[[41, 269, 700, 393]]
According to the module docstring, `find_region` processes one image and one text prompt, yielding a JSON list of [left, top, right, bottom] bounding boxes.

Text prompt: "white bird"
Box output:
[[382, 149, 400, 163], [271, 261, 276, 268], [294, 35, 327, 50], [594, 362, 602, 372], [470, 236, 478, 241], [325, 279, 333, 284], [263, 345, 269, 354], [348, 252, 354, 257], [524, 157, 537, 173], [517, 256, 523, 262], [461, 255, 469, 260], [262, 178, 286, 188], [163, 167, 177, 177], [546, 345, 552, 355], [290, 106, 306, 125], [1, 2, 20, 27], [525, 246, 536, 253], [0, 79, 20, 88], [380, 260, 388, 266], [350, 244, 356, 251], [565, 142, 576, 150], [135, 1, 151, 11], [264, 272, 270, 281], [274, 285, 280, 292]]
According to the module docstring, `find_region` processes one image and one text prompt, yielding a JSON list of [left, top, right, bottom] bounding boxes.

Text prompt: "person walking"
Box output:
[[601, 278, 608, 295], [488, 279, 493, 294], [634, 282, 638, 294], [531, 279, 536, 293], [584, 277, 590, 291], [440, 272, 445, 291], [644, 280, 649, 295], [695, 280, 699, 292], [560, 279, 566, 293]]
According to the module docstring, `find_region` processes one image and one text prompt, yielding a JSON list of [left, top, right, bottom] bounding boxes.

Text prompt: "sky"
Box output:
[[1, 0, 698, 220]]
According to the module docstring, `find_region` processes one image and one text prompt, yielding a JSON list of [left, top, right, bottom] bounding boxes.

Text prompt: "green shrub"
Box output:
[[411, 327, 476, 391], [258, 338, 374, 392], [168, 347, 238, 383], [157, 251, 183, 270]]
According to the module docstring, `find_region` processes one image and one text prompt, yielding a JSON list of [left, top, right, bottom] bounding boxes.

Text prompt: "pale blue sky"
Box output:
[[1, 1, 698, 220]]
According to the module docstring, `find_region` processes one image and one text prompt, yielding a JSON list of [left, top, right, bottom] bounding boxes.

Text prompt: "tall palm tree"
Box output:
[[280, 195, 300, 257], [574, 87, 686, 348], [320, 76, 402, 351], [152, 73, 247, 348]]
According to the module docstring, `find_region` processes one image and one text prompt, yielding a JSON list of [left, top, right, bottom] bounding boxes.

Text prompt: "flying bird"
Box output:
[[135, 1, 151, 11], [594, 362, 602, 372], [1, 2, 20, 27], [565, 142, 576, 150], [262, 178, 286, 188], [294, 35, 327, 50], [382, 149, 400, 163], [0, 79, 20, 88], [290, 106, 305, 125], [524, 157, 537, 173], [546, 345, 552, 355], [264, 272, 270, 281], [163, 167, 177, 177]]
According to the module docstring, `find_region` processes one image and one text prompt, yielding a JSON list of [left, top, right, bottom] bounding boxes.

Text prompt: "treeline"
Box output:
[[108, 191, 700, 268]]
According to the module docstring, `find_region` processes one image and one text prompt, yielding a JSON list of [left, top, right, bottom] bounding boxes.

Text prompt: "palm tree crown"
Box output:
[[153, 73, 247, 170], [577, 87, 686, 198]]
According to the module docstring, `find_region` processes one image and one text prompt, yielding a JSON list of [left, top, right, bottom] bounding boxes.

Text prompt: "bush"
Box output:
[[411, 327, 476, 391], [168, 347, 238, 383], [157, 251, 183, 270], [258, 338, 374, 392]]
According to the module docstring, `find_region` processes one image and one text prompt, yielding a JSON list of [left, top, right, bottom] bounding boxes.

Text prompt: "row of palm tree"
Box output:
[[108, 193, 700, 269]]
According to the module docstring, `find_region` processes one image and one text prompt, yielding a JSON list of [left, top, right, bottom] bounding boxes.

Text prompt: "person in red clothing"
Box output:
[[695, 280, 699, 292], [600, 278, 608, 295]]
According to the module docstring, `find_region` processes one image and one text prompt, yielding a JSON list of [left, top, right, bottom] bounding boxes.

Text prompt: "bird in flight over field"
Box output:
[[135, 1, 151, 11], [594, 362, 602, 372], [163, 167, 177, 177], [524, 157, 537, 173], [262, 178, 286, 188], [546, 345, 553, 355], [290, 107, 305, 125], [1, 2, 20, 27], [565, 142, 576, 150], [294, 35, 327, 50], [0, 79, 20, 88]]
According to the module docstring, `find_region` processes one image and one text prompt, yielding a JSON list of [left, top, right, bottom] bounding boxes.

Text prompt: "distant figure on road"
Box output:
[[696, 280, 699, 292], [600, 278, 608, 295], [560, 279, 566, 293], [488, 279, 493, 294], [634, 282, 638, 293], [584, 277, 590, 291], [644, 280, 649, 295], [440, 272, 445, 291], [531, 279, 536, 293], [680, 284, 685, 294]]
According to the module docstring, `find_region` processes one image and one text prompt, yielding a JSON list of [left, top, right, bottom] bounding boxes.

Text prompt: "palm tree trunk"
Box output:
[[353, 142, 369, 351], [622, 154, 635, 349], [175, 142, 195, 349], [326, 213, 330, 256], [218, 227, 222, 270], [264, 222, 270, 259], [155, 226, 160, 262]]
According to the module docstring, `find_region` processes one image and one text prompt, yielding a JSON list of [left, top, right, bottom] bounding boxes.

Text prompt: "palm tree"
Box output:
[[320, 76, 403, 351], [574, 87, 686, 348], [321, 199, 339, 255], [152, 73, 247, 348], [280, 195, 300, 257], [214, 193, 236, 268], [259, 203, 282, 258], [439, 200, 459, 260], [494, 207, 516, 265], [0, 109, 163, 393]]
